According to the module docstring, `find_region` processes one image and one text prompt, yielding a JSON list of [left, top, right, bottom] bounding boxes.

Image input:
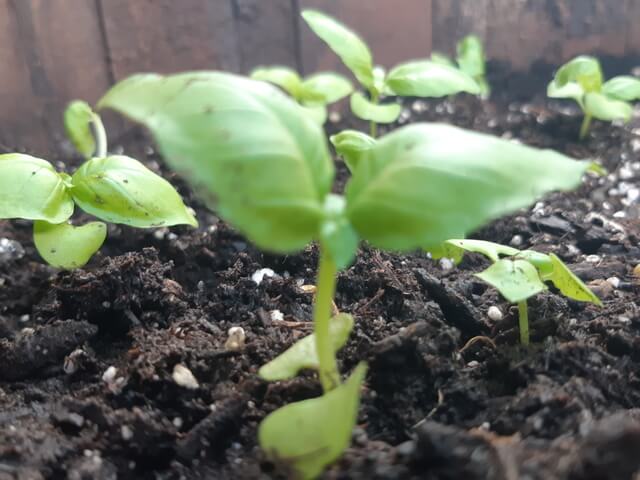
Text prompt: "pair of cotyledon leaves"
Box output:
[[548, 55, 640, 123], [98, 71, 595, 273], [437, 239, 601, 305], [297, 9, 482, 124]]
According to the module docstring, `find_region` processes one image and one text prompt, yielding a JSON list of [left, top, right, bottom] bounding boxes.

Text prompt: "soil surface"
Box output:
[[2, 92, 640, 480]]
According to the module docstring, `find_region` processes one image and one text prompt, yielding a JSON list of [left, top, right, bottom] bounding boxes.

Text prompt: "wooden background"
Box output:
[[2, 0, 640, 156]]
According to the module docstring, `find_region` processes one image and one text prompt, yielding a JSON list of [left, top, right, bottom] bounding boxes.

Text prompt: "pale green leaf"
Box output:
[[301, 10, 374, 89], [551, 55, 603, 93], [33, 220, 106, 269], [516, 250, 554, 277], [350, 92, 401, 123], [64, 100, 96, 159], [386, 60, 481, 97], [329, 130, 376, 173], [546, 253, 602, 305], [476, 258, 547, 303], [71, 155, 197, 228], [250, 66, 304, 100], [425, 241, 465, 264], [259, 313, 354, 381], [430, 52, 455, 67], [0, 154, 74, 223], [444, 239, 519, 263], [584, 92, 632, 122], [98, 72, 333, 252], [602, 75, 640, 101], [301, 104, 328, 125], [346, 124, 592, 251], [547, 79, 585, 102], [300, 72, 353, 104], [456, 35, 486, 80], [259, 362, 367, 480]]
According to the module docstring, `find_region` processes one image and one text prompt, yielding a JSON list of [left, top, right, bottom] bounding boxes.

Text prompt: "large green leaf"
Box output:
[[386, 60, 481, 97], [584, 92, 632, 122], [350, 92, 401, 123], [300, 72, 353, 104], [259, 313, 354, 381], [71, 155, 197, 228], [476, 258, 547, 303], [602, 75, 640, 101], [330, 130, 377, 173], [98, 72, 333, 252], [33, 220, 107, 269], [346, 124, 592, 251], [545, 253, 602, 305], [301, 10, 374, 89], [259, 362, 367, 480], [0, 154, 74, 223], [64, 100, 96, 159]]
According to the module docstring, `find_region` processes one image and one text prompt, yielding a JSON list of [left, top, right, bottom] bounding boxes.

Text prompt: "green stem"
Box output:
[[369, 90, 379, 138], [518, 300, 529, 346], [92, 113, 108, 158], [579, 113, 592, 140], [313, 247, 340, 392]]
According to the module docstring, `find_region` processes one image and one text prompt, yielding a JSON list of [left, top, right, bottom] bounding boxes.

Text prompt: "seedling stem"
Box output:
[[314, 247, 341, 391], [579, 113, 592, 140], [518, 300, 529, 346], [369, 90, 379, 138], [92, 113, 108, 158]]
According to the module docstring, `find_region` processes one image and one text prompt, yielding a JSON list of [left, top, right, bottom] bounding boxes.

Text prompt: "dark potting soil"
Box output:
[[2, 94, 640, 480]]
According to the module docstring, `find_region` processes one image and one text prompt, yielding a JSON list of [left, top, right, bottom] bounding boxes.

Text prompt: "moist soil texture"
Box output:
[[2, 93, 640, 480]]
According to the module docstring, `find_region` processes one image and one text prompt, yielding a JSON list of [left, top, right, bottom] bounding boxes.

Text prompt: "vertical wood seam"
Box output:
[[95, 0, 116, 85]]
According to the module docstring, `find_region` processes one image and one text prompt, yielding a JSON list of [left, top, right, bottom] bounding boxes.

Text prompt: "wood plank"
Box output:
[[1, 0, 112, 157], [299, 0, 432, 76], [232, 0, 300, 73], [100, 0, 239, 80]]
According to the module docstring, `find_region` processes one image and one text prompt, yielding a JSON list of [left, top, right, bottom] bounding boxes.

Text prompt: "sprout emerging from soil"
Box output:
[[98, 69, 595, 479], [548, 55, 640, 139], [0, 101, 197, 269], [437, 239, 602, 345]]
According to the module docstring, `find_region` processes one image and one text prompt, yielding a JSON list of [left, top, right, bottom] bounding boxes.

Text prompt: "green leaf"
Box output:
[[517, 250, 554, 278], [602, 75, 640, 101], [551, 55, 603, 94], [456, 35, 486, 80], [71, 155, 197, 228], [444, 239, 519, 263], [301, 10, 374, 89], [476, 258, 547, 303], [301, 104, 328, 125], [346, 124, 592, 251], [350, 92, 401, 123], [259, 362, 367, 480], [259, 313, 354, 381], [300, 72, 353, 104], [250, 66, 304, 100], [329, 130, 377, 173], [547, 79, 585, 102], [64, 100, 96, 159], [584, 92, 632, 122], [0, 154, 74, 223], [33, 220, 106, 269], [98, 72, 333, 253], [319, 195, 359, 269], [386, 60, 481, 97], [430, 52, 455, 67], [546, 253, 602, 305]]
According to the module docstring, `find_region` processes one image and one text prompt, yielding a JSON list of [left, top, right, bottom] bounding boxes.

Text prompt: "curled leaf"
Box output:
[[350, 92, 401, 123], [329, 130, 376, 173], [546, 253, 602, 305], [64, 100, 96, 159], [33, 220, 107, 269], [444, 239, 519, 263]]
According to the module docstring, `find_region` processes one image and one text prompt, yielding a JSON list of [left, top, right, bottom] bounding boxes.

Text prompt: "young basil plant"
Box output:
[[439, 239, 601, 345], [250, 66, 353, 124], [0, 101, 197, 269], [98, 71, 595, 479], [301, 9, 481, 137], [431, 34, 490, 97], [548, 55, 640, 139]]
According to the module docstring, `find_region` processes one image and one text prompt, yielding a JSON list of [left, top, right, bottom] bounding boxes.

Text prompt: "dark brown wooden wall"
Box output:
[[2, 0, 640, 157]]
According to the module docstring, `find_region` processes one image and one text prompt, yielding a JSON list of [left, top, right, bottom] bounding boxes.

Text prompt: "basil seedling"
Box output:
[[301, 9, 481, 137], [439, 239, 601, 345], [431, 34, 490, 97], [548, 55, 640, 139], [99, 71, 594, 479], [0, 101, 197, 269], [251, 66, 352, 124]]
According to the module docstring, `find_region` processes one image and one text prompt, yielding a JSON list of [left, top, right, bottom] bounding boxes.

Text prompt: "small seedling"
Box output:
[[431, 34, 490, 97], [250, 66, 353, 124], [301, 10, 482, 137], [548, 55, 640, 139], [438, 239, 601, 345], [0, 101, 197, 269], [98, 71, 595, 478]]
